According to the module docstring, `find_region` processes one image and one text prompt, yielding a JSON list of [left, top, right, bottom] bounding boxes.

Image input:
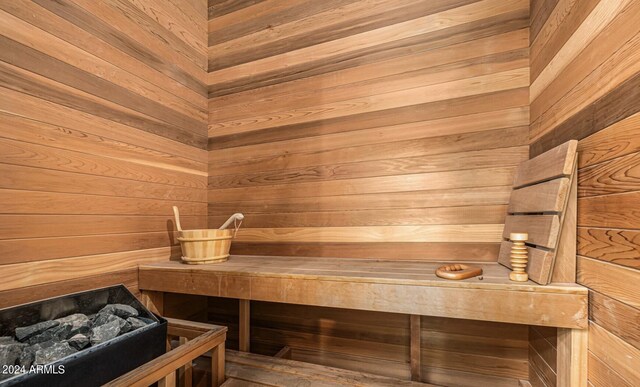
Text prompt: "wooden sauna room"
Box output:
[[1, 0, 639, 386]]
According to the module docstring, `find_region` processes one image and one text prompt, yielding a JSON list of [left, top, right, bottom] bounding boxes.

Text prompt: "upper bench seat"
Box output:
[[139, 255, 587, 329]]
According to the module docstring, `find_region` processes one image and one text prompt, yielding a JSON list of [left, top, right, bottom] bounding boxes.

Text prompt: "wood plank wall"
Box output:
[[0, 0, 208, 307], [530, 0, 640, 386], [206, 0, 531, 385], [204, 297, 528, 387], [207, 0, 531, 260]]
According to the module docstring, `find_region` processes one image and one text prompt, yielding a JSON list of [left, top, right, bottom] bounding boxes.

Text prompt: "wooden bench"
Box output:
[[138, 140, 588, 386], [104, 318, 227, 387], [222, 350, 434, 386]]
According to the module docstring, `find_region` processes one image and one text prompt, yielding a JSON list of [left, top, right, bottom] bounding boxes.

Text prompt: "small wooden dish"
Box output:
[[435, 264, 483, 280]]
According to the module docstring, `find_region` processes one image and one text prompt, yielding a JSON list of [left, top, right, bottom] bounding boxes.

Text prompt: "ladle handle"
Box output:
[[172, 206, 183, 231], [219, 213, 244, 231]]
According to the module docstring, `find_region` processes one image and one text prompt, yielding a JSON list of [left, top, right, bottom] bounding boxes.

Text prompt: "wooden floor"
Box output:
[[140, 255, 587, 328], [222, 350, 433, 386]]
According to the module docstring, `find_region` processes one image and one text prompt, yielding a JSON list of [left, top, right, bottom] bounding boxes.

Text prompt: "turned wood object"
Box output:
[[509, 232, 529, 282], [435, 264, 483, 280]]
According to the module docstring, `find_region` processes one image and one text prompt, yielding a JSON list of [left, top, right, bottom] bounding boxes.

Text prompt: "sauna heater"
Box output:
[[0, 285, 167, 387]]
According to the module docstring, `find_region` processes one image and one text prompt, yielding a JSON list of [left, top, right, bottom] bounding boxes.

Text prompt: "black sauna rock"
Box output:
[[27, 324, 72, 345], [126, 317, 148, 332], [91, 312, 111, 327], [138, 317, 155, 324], [90, 317, 124, 345], [0, 341, 27, 366], [18, 341, 51, 368], [34, 342, 76, 365], [0, 336, 17, 345], [15, 320, 60, 341], [55, 313, 91, 336], [67, 334, 89, 350], [98, 304, 138, 319], [92, 313, 126, 330]]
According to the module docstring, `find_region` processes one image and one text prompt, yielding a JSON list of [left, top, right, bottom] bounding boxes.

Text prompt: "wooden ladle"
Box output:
[[435, 264, 483, 280], [172, 206, 183, 232]]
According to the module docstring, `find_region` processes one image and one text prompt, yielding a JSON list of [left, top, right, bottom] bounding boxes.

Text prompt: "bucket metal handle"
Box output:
[[232, 217, 243, 238]]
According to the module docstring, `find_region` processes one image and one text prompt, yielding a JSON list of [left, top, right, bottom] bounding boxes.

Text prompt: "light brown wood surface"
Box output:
[[207, 0, 530, 261], [530, 1, 640, 385], [206, 298, 530, 386], [499, 141, 578, 285], [139, 256, 587, 329], [104, 318, 227, 387], [224, 350, 434, 387], [0, 0, 208, 305]]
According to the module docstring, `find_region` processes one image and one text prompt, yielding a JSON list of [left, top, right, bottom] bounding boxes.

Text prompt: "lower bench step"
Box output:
[[222, 350, 435, 386]]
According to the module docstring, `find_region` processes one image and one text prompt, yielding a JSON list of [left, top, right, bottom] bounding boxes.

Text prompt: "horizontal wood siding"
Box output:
[[207, 0, 530, 260], [529, 0, 640, 385], [207, 0, 530, 384], [205, 298, 528, 386], [0, 0, 208, 304]]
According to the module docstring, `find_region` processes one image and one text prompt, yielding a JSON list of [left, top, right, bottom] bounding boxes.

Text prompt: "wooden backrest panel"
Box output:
[[513, 140, 577, 188], [498, 241, 554, 282], [498, 140, 578, 284], [508, 178, 570, 213], [503, 215, 560, 249]]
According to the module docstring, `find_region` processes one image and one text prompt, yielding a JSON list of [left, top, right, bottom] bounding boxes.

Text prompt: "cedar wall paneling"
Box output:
[[207, 0, 531, 260], [205, 297, 528, 387], [206, 0, 531, 385], [0, 0, 208, 307], [530, 0, 640, 386]]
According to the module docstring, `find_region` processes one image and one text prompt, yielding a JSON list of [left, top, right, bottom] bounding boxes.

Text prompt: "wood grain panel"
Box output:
[[207, 0, 528, 261], [208, 89, 528, 151], [206, 299, 528, 385], [587, 351, 633, 387], [0, 0, 207, 302], [527, 1, 640, 384], [228, 242, 500, 261], [0, 269, 140, 309], [588, 322, 640, 386], [589, 291, 640, 351], [209, 126, 528, 178], [0, 215, 205, 239], [206, 1, 530, 384], [578, 228, 640, 270]]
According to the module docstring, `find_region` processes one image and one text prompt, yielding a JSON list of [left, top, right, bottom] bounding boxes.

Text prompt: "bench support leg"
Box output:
[[239, 299, 250, 352], [178, 337, 193, 387], [274, 346, 292, 359], [211, 342, 225, 387], [410, 315, 421, 382], [159, 371, 176, 387], [142, 290, 164, 315], [557, 327, 587, 387]]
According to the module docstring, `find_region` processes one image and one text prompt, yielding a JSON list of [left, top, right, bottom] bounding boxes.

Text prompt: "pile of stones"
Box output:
[[0, 304, 154, 378]]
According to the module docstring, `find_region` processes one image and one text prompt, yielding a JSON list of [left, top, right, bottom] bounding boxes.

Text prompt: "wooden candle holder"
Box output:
[[509, 232, 529, 282]]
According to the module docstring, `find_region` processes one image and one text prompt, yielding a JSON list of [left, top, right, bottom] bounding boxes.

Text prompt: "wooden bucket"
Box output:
[[173, 207, 241, 264], [177, 229, 233, 264]]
